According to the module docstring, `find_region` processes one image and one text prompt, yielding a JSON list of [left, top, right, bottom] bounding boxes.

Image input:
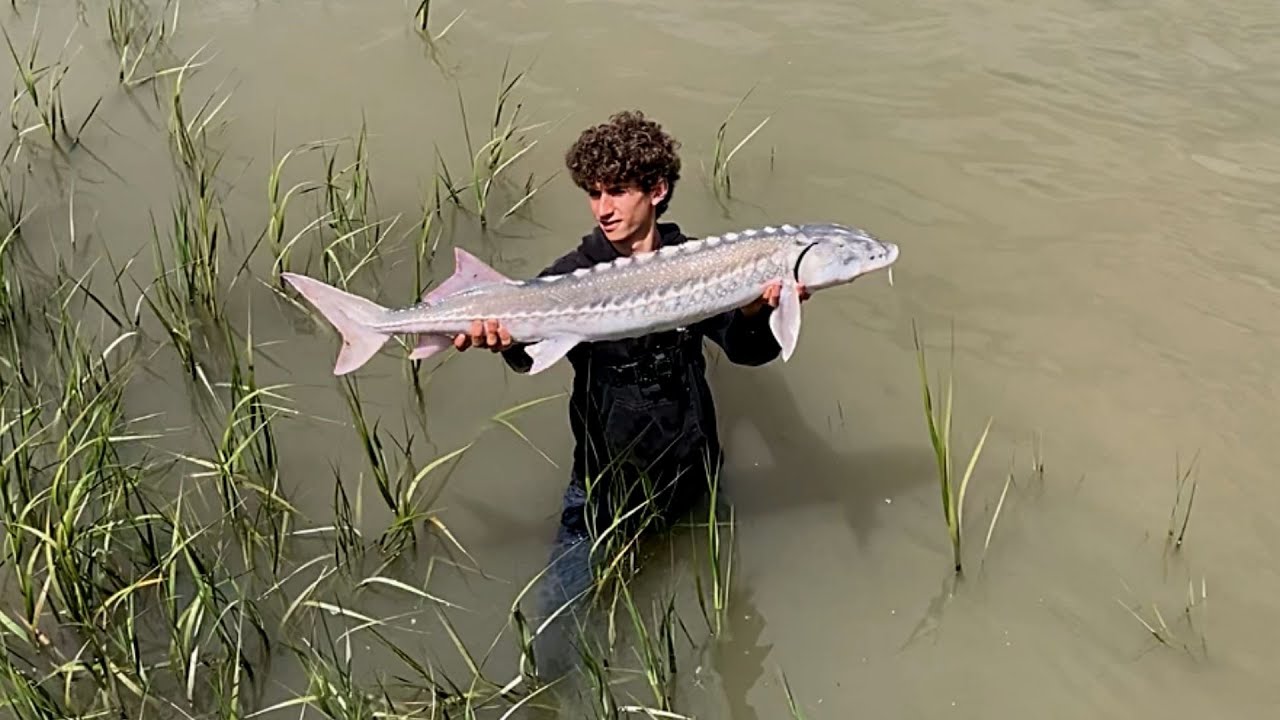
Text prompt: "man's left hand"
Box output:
[[741, 280, 810, 317]]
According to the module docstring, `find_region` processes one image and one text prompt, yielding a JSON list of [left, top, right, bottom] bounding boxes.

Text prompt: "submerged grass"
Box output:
[[1116, 572, 1209, 661]]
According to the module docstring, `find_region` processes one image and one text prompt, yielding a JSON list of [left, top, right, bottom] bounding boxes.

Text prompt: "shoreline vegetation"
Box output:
[[0, 3, 1213, 719]]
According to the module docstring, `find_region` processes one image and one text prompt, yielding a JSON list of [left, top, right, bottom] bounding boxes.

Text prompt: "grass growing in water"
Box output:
[[433, 58, 558, 229], [1116, 572, 1209, 661], [2, 20, 103, 156], [180, 318, 299, 574], [693, 460, 733, 638], [707, 86, 771, 203], [1166, 449, 1200, 552], [912, 320, 993, 575], [0, 189, 25, 331], [336, 374, 476, 567], [414, 0, 466, 44], [106, 0, 182, 87], [263, 139, 328, 279], [0, 11, 824, 719], [0, 272, 275, 719]]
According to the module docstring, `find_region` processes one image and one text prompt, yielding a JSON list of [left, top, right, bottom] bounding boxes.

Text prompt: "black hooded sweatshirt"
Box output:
[[501, 222, 781, 533]]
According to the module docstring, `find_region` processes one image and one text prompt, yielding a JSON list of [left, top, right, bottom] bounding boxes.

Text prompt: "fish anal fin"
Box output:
[[524, 336, 581, 375], [422, 247, 514, 303], [410, 334, 454, 361], [769, 278, 803, 361]]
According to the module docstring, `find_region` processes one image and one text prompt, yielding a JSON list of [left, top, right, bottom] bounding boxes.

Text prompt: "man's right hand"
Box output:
[[454, 319, 514, 352]]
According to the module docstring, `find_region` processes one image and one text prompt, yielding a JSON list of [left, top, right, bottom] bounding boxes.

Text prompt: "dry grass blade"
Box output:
[[357, 574, 468, 611], [779, 668, 809, 720], [955, 416, 993, 545], [616, 708, 695, 719], [980, 469, 1013, 572], [488, 392, 566, 468]]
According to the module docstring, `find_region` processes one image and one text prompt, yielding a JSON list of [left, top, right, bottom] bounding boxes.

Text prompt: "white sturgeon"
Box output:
[[282, 221, 899, 375]]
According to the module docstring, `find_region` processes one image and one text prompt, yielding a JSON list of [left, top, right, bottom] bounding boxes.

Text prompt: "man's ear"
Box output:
[[648, 179, 668, 206]]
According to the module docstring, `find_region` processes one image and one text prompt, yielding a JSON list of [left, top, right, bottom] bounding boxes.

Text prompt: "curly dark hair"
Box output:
[[565, 110, 682, 217]]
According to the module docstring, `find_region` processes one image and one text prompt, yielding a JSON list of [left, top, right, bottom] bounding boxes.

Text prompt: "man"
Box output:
[[454, 110, 808, 674]]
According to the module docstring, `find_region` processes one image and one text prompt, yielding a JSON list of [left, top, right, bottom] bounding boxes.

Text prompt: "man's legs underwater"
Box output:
[[529, 473, 595, 681], [527, 464, 674, 681], [527, 449, 720, 682]]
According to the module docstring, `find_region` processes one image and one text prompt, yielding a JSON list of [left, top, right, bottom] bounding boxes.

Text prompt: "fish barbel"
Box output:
[[281, 222, 899, 375]]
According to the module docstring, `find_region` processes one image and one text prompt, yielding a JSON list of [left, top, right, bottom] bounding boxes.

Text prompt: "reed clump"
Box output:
[[2, 21, 103, 155], [263, 140, 327, 279], [432, 58, 558, 229], [338, 374, 474, 566], [106, 0, 182, 87], [0, 10, 827, 720], [0, 273, 272, 719]]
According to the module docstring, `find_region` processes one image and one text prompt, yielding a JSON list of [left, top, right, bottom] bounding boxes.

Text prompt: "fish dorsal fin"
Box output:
[[422, 247, 513, 303]]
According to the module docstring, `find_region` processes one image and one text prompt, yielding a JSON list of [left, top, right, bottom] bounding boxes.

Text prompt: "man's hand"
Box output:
[[454, 319, 514, 352], [741, 280, 810, 317]]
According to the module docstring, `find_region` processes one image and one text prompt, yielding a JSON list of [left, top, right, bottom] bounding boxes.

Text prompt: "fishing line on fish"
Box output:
[[792, 242, 819, 281]]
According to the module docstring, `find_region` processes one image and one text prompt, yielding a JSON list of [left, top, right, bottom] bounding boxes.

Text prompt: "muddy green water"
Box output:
[[5, 0, 1280, 717]]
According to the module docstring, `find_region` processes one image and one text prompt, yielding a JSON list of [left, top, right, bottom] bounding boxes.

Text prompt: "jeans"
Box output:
[[528, 461, 711, 681]]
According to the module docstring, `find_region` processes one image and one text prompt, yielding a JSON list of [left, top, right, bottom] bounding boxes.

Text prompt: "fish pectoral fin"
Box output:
[[409, 334, 453, 361], [768, 278, 803, 361], [422, 247, 514, 303], [524, 335, 581, 375]]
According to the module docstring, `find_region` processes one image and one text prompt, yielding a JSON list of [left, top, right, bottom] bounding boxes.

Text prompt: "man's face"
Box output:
[[587, 179, 666, 244]]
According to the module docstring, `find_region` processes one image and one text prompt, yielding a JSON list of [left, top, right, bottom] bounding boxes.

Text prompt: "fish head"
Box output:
[[791, 223, 899, 291]]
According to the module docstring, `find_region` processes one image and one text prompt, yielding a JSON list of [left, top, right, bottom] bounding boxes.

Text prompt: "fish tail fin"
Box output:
[[282, 272, 393, 375]]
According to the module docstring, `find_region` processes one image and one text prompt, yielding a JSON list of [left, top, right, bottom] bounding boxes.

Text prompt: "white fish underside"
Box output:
[[280, 222, 898, 375]]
